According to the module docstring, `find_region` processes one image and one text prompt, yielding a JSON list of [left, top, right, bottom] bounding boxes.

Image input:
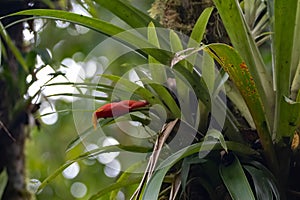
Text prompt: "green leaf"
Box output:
[[169, 30, 183, 52], [46, 93, 109, 101], [100, 74, 164, 106], [0, 22, 28, 72], [291, 1, 300, 81], [189, 7, 214, 45], [244, 165, 277, 200], [147, 21, 159, 40], [89, 177, 141, 200], [219, 155, 255, 200], [181, 155, 207, 192], [273, 0, 299, 141], [147, 83, 181, 118], [205, 44, 263, 122], [212, 0, 274, 127], [273, 0, 298, 96], [66, 126, 94, 152], [187, 7, 214, 71], [147, 22, 167, 83], [0, 169, 8, 198], [182, 159, 218, 200], [98, 113, 152, 131], [25, 50, 38, 73], [276, 97, 300, 138], [206, 129, 227, 152], [109, 161, 146, 199], [94, 0, 160, 28], [243, 0, 270, 42], [246, 161, 280, 200], [224, 82, 255, 128], [143, 141, 258, 200], [205, 44, 278, 174], [38, 144, 151, 192], [45, 81, 141, 100], [169, 30, 197, 124], [202, 51, 215, 93], [172, 64, 211, 110], [291, 63, 300, 100], [0, 35, 2, 64], [213, 95, 245, 143], [173, 62, 212, 131], [9, 9, 173, 66]]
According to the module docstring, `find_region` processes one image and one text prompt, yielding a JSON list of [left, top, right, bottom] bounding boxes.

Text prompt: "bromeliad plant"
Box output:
[[6, 0, 300, 199]]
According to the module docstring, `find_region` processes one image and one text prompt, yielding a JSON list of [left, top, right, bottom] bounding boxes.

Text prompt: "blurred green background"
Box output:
[[25, 0, 153, 199]]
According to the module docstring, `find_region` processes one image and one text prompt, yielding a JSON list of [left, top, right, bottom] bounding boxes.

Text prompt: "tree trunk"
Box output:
[[0, 0, 67, 198], [0, 119, 29, 200], [0, 1, 34, 199]]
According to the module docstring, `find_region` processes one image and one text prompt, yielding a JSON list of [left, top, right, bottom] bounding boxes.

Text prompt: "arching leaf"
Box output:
[[219, 155, 255, 200]]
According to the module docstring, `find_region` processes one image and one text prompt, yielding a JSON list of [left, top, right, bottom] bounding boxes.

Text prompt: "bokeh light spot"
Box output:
[[62, 162, 80, 179], [97, 137, 120, 164], [27, 179, 41, 194], [70, 182, 87, 198], [40, 106, 58, 125], [104, 159, 121, 178]]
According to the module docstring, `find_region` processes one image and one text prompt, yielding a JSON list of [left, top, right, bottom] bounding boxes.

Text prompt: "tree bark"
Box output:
[[0, 1, 32, 199], [0, 0, 67, 198]]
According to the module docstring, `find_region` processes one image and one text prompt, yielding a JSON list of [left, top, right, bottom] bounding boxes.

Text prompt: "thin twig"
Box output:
[[130, 119, 179, 200], [0, 120, 16, 142]]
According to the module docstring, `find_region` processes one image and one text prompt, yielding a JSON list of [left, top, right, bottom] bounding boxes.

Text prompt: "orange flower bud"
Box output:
[[92, 100, 149, 129]]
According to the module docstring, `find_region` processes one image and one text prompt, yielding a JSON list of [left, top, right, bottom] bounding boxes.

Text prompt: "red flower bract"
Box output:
[[92, 100, 149, 129]]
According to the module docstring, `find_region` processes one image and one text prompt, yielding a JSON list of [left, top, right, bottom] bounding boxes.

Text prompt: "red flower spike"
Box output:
[[92, 100, 149, 129]]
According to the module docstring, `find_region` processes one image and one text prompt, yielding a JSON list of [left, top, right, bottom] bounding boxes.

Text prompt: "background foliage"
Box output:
[[1, 0, 300, 199]]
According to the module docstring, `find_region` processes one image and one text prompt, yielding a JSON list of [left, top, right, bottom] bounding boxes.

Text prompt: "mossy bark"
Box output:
[[149, 0, 230, 44]]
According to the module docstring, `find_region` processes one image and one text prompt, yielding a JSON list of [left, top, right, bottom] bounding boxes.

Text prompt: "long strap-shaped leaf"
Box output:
[[273, 0, 299, 141], [100, 74, 163, 105], [205, 43, 278, 175], [187, 7, 214, 71], [276, 97, 300, 139], [94, 0, 161, 28], [291, 1, 300, 80], [0, 22, 29, 72], [142, 141, 258, 200], [8, 9, 173, 66], [37, 144, 151, 193], [219, 155, 256, 200], [212, 0, 274, 129], [0, 169, 8, 198], [147, 22, 167, 83]]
